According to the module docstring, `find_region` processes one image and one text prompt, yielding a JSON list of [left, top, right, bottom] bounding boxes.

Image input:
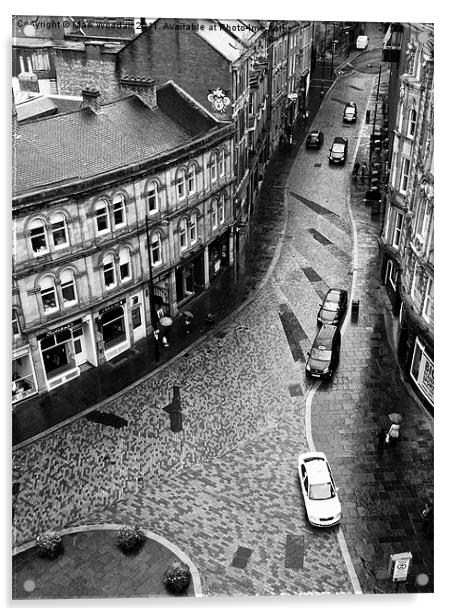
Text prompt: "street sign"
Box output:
[[388, 552, 412, 582]]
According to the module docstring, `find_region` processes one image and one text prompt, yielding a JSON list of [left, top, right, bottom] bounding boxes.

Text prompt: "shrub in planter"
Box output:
[[117, 525, 146, 553], [162, 561, 192, 595], [36, 531, 62, 558]]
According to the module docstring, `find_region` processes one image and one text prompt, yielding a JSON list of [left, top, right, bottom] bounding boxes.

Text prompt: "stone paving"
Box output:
[[12, 22, 432, 598]]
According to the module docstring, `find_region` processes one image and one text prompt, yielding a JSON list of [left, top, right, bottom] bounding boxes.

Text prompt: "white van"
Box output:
[[356, 35, 369, 50]]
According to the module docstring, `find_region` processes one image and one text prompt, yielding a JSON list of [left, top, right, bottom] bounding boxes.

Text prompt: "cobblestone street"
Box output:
[[12, 23, 433, 598]]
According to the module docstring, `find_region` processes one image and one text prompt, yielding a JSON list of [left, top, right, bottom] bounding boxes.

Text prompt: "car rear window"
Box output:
[[309, 482, 335, 500]]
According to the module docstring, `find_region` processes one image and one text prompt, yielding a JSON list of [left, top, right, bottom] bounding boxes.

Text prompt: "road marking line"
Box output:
[[303, 73, 378, 595]]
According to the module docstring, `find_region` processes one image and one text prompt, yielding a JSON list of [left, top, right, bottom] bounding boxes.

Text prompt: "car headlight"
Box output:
[[322, 367, 330, 374]]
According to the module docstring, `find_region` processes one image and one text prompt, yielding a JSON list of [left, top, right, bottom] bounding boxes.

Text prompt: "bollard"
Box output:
[[366, 109, 371, 123]]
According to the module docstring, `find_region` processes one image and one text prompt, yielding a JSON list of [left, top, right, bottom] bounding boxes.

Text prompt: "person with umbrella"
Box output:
[[386, 412, 402, 444], [182, 310, 193, 333]]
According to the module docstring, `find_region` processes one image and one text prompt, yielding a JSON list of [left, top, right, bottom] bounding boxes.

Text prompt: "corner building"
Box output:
[[12, 78, 234, 402]]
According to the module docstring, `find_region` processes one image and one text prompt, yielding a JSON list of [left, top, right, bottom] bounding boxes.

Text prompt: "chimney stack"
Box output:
[[118, 75, 157, 110], [81, 87, 101, 113]]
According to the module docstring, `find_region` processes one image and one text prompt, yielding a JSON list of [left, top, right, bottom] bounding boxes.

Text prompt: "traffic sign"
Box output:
[[388, 552, 412, 582]]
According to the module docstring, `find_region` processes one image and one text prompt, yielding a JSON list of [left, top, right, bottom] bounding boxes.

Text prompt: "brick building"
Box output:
[[12, 79, 234, 402], [380, 23, 434, 411]]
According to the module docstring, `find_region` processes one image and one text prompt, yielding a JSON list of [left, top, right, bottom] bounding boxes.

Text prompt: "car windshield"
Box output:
[[345, 107, 354, 114], [332, 144, 345, 153], [323, 302, 338, 311], [310, 347, 332, 361], [309, 482, 335, 500], [309, 134, 319, 140]]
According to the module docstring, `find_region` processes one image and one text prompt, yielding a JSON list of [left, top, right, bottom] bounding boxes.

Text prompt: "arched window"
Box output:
[[189, 213, 197, 245], [102, 254, 116, 289], [60, 269, 77, 306], [119, 247, 131, 282], [40, 276, 58, 313], [151, 233, 162, 265], [179, 218, 188, 251], [187, 165, 196, 195], [409, 108, 417, 137], [218, 194, 225, 224], [112, 194, 126, 228], [95, 199, 110, 234], [176, 170, 186, 200], [218, 150, 225, 177], [210, 155, 217, 183], [50, 213, 69, 249], [30, 218, 48, 255], [212, 201, 218, 230], [147, 181, 159, 213]]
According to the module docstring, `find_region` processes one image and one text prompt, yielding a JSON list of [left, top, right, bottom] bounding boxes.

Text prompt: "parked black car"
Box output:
[[306, 324, 341, 379], [343, 102, 357, 123], [317, 288, 348, 326], [328, 137, 348, 165], [306, 130, 324, 149]]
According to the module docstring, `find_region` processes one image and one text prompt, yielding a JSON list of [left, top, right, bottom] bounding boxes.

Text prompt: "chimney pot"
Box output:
[[81, 87, 101, 113]]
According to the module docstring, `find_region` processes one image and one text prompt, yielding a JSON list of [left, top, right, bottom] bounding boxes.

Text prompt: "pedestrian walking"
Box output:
[[422, 498, 433, 535], [386, 422, 401, 444], [377, 427, 387, 450]]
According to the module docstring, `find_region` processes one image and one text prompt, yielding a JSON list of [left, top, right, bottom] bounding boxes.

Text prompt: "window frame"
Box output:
[[218, 194, 225, 224], [392, 211, 403, 249], [103, 255, 116, 289], [40, 276, 59, 314], [12, 309, 20, 336], [112, 194, 126, 229], [151, 233, 162, 266], [386, 259, 397, 291], [212, 201, 218, 230], [189, 213, 197, 245], [409, 108, 417, 137], [147, 181, 160, 213], [187, 165, 196, 196], [60, 269, 78, 307], [400, 157, 410, 194], [422, 277, 433, 323], [50, 214, 69, 250], [95, 200, 110, 235], [119, 247, 132, 282], [210, 156, 218, 183], [218, 150, 225, 178], [179, 218, 188, 251], [30, 219, 49, 256], [176, 171, 186, 201]]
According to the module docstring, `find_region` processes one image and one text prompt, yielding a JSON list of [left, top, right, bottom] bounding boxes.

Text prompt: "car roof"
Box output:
[[314, 324, 338, 346], [309, 130, 321, 136], [303, 456, 331, 483]]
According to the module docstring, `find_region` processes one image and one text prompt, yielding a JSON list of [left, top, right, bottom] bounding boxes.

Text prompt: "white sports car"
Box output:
[[298, 452, 341, 527]]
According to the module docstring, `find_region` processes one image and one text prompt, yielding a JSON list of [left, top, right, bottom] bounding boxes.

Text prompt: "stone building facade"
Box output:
[[12, 80, 234, 403], [380, 23, 434, 411]]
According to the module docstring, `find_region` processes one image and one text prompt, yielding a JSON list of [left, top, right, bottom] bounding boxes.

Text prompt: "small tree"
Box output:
[[116, 525, 146, 553], [36, 531, 62, 558], [162, 561, 192, 594]]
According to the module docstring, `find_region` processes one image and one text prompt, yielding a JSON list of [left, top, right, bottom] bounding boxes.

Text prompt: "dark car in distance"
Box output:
[[329, 137, 348, 165], [306, 130, 324, 149], [343, 102, 357, 123], [306, 324, 341, 379], [317, 288, 348, 326]]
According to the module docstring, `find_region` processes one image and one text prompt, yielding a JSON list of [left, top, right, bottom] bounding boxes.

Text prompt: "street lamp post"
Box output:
[[320, 22, 327, 96], [330, 23, 336, 78], [145, 215, 160, 362]]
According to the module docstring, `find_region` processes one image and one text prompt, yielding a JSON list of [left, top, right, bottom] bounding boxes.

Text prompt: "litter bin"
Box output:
[[351, 299, 360, 322], [366, 109, 371, 123]]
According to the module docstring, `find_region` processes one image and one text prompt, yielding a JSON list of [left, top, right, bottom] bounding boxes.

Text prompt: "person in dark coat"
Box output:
[[377, 427, 387, 450]]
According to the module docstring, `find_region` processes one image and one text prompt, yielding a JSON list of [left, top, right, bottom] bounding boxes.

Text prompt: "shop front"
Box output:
[[12, 345, 38, 404], [38, 319, 85, 390], [99, 299, 130, 362], [175, 251, 205, 304], [208, 230, 230, 279]]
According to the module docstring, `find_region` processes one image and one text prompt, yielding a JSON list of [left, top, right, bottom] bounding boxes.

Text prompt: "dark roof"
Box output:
[[13, 95, 218, 197]]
